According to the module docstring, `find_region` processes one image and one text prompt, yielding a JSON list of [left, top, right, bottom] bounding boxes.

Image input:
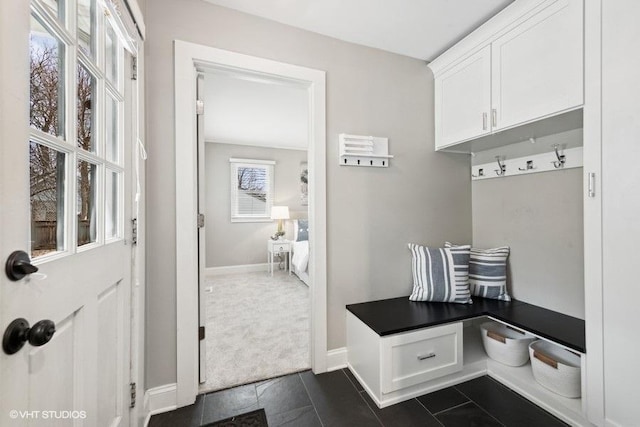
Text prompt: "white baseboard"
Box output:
[[205, 263, 269, 276], [143, 383, 177, 426], [326, 347, 348, 372]]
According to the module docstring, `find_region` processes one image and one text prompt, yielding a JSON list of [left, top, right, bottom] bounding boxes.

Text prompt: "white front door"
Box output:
[[1, 0, 136, 425]]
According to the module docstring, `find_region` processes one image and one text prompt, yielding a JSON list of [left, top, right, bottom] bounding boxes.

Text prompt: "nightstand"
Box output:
[[267, 239, 291, 276]]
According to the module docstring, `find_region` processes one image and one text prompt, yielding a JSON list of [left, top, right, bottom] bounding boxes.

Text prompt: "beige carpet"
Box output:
[[199, 270, 310, 393]]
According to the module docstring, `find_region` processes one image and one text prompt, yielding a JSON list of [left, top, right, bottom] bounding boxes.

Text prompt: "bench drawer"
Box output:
[[380, 322, 463, 394]]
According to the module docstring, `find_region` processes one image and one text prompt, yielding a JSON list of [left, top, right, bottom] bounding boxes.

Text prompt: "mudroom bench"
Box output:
[[345, 297, 589, 426]]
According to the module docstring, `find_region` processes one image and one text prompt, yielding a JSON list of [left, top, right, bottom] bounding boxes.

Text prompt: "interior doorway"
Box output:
[[174, 41, 327, 407], [197, 68, 312, 392]]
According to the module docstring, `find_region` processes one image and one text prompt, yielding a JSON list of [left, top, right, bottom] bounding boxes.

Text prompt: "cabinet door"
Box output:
[[491, 0, 583, 131], [434, 45, 491, 150]]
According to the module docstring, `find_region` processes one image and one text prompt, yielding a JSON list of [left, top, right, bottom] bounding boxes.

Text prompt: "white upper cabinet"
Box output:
[[435, 46, 491, 149], [492, 0, 583, 131], [429, 0, 584, 152]]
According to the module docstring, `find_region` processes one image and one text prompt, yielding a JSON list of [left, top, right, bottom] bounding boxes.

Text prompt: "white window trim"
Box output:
[[229, 158, 275, 222]]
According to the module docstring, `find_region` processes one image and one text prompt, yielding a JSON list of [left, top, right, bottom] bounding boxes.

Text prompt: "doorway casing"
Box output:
[[174, 40, 327, 406]]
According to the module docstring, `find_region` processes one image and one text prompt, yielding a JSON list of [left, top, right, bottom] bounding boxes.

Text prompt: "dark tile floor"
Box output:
[[149, 370, 568, 427]]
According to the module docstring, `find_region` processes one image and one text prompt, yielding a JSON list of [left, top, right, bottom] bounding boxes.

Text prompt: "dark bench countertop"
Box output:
[[346, 297, 586, 353]]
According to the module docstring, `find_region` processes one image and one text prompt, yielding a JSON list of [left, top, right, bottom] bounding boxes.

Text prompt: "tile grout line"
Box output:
[[413, 398, 446, 427], [485, 375, 569, 425], [430, 400, 474, 416], [454, 386, 507, 427], [298, 372, 326, 427], [340, 368, 360, 392], [356, 391, 384, 427], [200, 394, 206, 426], [341, 369, 384, 427]]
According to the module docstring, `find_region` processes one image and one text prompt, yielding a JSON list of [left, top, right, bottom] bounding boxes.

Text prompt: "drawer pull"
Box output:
[[533, 350, 558, 369], [417, 353, 436, 361], [486, 330, 506, 343]]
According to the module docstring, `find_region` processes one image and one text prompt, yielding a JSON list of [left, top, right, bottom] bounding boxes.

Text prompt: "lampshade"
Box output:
[[270, 206, 290, 220]]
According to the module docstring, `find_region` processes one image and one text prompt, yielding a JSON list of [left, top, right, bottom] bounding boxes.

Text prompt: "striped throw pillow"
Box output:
[[408, 243, 472, 304], [445, 243, 511, 301]]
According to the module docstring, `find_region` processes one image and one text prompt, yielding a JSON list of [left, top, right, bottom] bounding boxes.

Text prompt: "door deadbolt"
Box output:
[[2, 318, 56, 355], [5, 250, 39, 281]]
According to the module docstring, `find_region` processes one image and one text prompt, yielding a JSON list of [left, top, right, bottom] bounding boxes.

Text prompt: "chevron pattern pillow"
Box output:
[[408, 243, 472, 304], [445, 242, 511, 301]]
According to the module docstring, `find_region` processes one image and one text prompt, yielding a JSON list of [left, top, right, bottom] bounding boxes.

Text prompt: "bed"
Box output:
[[290, 219, 310, 286]]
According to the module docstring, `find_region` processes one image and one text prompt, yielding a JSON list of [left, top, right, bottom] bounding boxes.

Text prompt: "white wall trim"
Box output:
[[143, 383, 177, 426], [174, 40, 327, 408], [326, 348, 348, 372], [205, 263, 269, 276]]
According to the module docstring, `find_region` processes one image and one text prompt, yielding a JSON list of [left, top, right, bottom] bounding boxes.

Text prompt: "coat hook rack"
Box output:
[[471, 146, 583, 181], [552, 144, 566, 168], [519, 160, 536, 171], [495, 156, 506, 176]]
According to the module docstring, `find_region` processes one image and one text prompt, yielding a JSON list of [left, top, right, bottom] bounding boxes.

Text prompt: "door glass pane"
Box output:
[[30, 15, 65, 138], [105, 170, 119, 239], [30, 141, 66, 258], [77, 0, 94, 57], [77, 160, 96, 246], [42, 0, 64, 24], [77, 64, 95, 152], [106, 95, 118, 162], [105, 24, 118, 86]]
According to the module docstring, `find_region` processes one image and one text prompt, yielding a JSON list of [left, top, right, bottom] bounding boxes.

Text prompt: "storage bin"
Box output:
[[480, 321, 536, 366], [529, 340, 581, 398]]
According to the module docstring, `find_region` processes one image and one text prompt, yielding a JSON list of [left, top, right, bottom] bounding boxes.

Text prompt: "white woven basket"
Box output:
[[480, 321, 536, 366], [529, 340, 581, 398]]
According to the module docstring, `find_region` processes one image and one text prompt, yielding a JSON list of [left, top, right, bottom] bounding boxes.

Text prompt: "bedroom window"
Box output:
[[229, 158, 275, 222]]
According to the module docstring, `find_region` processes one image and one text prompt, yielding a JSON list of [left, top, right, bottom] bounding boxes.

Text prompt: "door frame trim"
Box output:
[[174, 40, 327, 406]]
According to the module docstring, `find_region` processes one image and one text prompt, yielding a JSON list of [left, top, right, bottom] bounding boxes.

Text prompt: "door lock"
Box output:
[[5, 250, 39, 281], [2, 318, 56, 355]]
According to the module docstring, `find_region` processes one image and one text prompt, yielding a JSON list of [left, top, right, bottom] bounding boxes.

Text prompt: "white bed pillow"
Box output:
[[292, 240, 309, 273]]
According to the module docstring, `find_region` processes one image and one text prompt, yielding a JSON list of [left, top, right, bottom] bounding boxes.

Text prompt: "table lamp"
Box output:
[[270, 206, 290, 240]]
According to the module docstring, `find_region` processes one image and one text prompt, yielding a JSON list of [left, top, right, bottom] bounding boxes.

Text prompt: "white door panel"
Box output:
[[0, 1, 135, 426]]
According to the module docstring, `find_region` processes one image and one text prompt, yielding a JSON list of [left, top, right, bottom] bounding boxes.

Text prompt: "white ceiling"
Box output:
[[201, 0, 514, 61], [203, 71, 309, 150]]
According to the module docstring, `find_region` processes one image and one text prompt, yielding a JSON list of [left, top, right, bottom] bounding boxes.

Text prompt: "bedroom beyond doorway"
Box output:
[[198, 66, 312, 392]]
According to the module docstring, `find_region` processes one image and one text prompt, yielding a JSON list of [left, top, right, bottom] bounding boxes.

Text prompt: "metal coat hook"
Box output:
[[552, 144, 566, 168], [494, 157, 506, 176], [472, 168, 485, 178], [519, 160, 536, 171]]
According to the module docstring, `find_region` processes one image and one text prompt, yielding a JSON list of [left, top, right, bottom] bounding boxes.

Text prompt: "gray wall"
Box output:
[[205, 143, 307, 268], [472, 162, 584, 319], [145, 0, 471, 388]]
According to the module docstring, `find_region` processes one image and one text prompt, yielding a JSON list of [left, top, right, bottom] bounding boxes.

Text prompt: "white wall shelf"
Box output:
[[339, 133, 393, 167]]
